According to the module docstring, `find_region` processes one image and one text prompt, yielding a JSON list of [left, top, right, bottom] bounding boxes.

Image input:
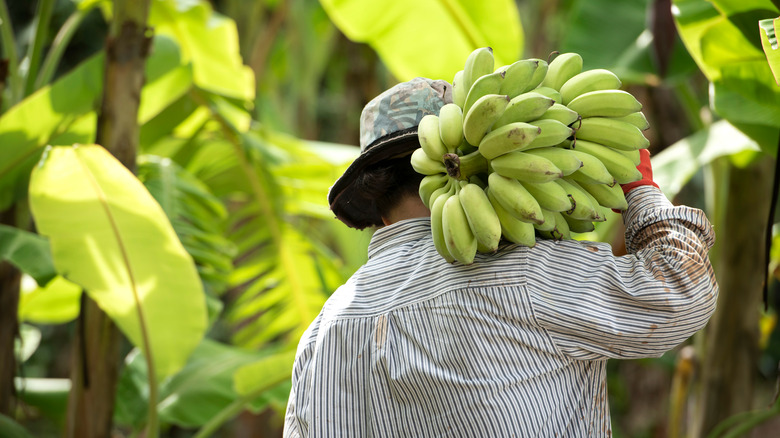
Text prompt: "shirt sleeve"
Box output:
[[283, 316, 320, 438], [527, 186, 718, 360]]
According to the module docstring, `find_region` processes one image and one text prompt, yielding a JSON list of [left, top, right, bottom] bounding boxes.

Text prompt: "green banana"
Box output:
[[525, 119, 575, 149], [526, 59, 549, 92], [522, 180, 574, 212], [462, 47, 495, 95], [492, 92, 555, 129], [489, 150, 564, 184], [525, 146, 583, 176], [537, 211, 571, 241], [452, 70, 467, 108], [477, 121, 541, 160], [554, 178, 603, 221], [442, 191, 479, 264], [577, 179, 629, 211], [438, 103, 464, 151], [531, 86, 562, 103], [419, 173, 450, 209], [614, 148, 641, 166], [418, 114, 448, 160], [463, 70, 506, 115], [431, 186, 456, 263], [540, 52, 583, 91], [462, 93, 511, 146], [562, 177, 608, 221], [574, 117, 650, 151], [411, 148, 446, 175], [459, 182, 502, 253], [567, 89, 642, 118], [499, 59, 540, 99], [559, 68, 622, 105], [570, 139, 642, 184], [536, 103, 580, 126], [488, 172, 544, 224], [486, 188, 536, 247], [613, 111, 650, 131], [533, 208, 557, 232], [457, 138, 478, 155], [566, 149, 616, 185], [563, 214, 596, 233]]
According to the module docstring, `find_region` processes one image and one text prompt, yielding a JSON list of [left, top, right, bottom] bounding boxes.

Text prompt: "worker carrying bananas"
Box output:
[[283, 77, 718, 437]]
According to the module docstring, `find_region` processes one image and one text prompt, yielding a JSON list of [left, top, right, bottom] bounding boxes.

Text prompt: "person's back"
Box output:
[[283, 78, 717, 437]]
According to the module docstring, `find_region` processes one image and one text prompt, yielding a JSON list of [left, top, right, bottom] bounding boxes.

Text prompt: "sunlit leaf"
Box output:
[[28, 144, 208, 378], [760, 17, 780, 84], [149, 0, 255, 100], [139, 35, 194, 124], [0, 224, 56, 286], [0, 54, 102, 210], [233, 349, 296, 396], [18, 275, 82, 324], [319, 0, 523, 81]]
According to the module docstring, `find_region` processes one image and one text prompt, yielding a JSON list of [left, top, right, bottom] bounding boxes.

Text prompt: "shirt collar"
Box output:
[[367, 217, 431, 259]]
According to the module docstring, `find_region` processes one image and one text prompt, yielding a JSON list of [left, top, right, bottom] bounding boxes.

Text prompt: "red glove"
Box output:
[[620, 148, 658, 195]]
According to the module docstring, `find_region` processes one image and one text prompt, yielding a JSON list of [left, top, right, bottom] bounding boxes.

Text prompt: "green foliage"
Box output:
[[0, 225, 56, 287], [561, 0, 698, 83], [759, 17, 780, 84], [28, 144, 208, 380], [673, 0, 780, 152], [17, 276, 82, 324], [318, 0, 524, 81]]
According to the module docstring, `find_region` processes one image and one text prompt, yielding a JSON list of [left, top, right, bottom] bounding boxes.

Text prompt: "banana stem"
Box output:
[[444, 151, 488, 180]]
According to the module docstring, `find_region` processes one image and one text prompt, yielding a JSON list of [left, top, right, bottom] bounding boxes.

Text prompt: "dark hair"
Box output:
[[351, 139, 425, 222]]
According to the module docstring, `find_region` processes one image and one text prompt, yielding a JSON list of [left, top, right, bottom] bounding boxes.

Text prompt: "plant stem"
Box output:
[[23, 0, 56, 97], [0, 0, 21, 106], [35, 3, 98, 89]]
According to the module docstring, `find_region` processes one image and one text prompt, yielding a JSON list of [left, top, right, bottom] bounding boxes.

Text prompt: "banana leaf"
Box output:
[[759, 17, 780, 84], [318, 0, 523, 81], [28, 144, 208, 379], [17, 275, 82, 324], [0, 224, 56, 286]]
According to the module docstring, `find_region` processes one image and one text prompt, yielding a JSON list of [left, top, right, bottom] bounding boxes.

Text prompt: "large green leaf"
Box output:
[[137, 155, 235, 298], [652, 120, 762, 199], [0, 33, 205, 211], [562, 0, 697, 83], [28, 144, 208, 379], [149, 0, 255, 101], [0, 54, 103, 210], [673, 0, 780, 151], [115, 340, 277, 429], [0, 224, 56, 286], [0, 414, 34, 438], [760, 17, 780, 84], [318, 0, 523, 81]]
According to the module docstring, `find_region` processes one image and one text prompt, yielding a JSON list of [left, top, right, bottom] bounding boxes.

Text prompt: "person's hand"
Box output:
[[620, 148, 658, 195]]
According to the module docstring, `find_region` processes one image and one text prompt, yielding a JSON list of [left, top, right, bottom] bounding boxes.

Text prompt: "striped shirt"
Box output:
[[284, 186, 718, 437]]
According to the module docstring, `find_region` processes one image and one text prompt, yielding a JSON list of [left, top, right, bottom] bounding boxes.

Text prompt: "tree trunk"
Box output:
[[691, 155, 775, 436], [0, 206, 20, 417], [65, 2, 152, 437]]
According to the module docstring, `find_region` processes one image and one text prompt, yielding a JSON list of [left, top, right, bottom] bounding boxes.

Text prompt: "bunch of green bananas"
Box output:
[[412, 47, 650, 265]]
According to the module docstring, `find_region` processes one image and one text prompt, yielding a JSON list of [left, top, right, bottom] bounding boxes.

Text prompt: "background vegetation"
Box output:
[[0, 0, 779, 437]]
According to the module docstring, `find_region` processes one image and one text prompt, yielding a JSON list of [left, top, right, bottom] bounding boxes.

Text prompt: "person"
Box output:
[[283, 77, 718, 437]]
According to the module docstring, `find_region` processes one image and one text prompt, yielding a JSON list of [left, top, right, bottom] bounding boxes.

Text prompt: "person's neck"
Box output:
[[381, 195, 430, 226]]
